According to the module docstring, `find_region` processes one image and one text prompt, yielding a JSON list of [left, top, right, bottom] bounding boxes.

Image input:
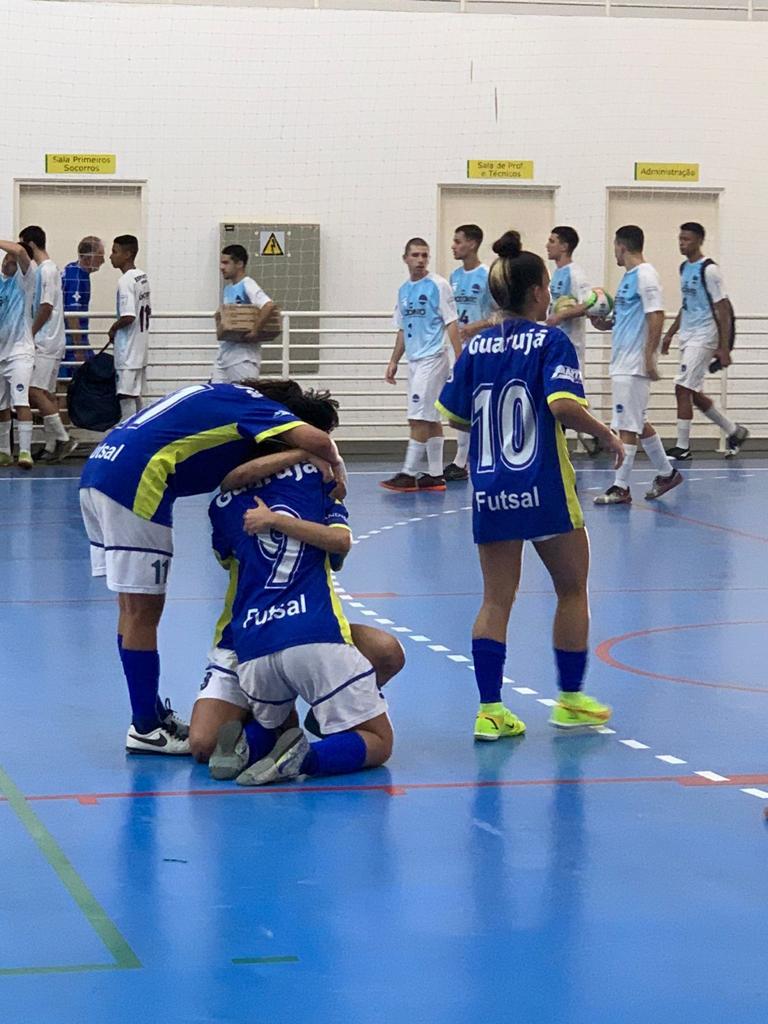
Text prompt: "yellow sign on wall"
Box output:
[[45, 154, 117, 174], [467, 160, 534, 181], [634, 162, 699, 182]]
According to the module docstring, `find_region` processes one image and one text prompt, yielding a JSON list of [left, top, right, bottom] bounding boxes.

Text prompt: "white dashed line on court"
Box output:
[[392, 626, 411, 633], [348, 601, 364, 607], [361, 610, 378, 617], [409, 635, 431, 642], [447, 655, 471, 663], [375, 618, 394, 625], [513, 686, 538, 695], [595, 727, 616, 734], [656, 755, 687, 765], [620, 739, 650, 750], [429, 645, 450, 652], [695, 771, 730, 782], [409, 517, 422, 522], [741, 788, 768, 799], [537, 698, 558, 707]]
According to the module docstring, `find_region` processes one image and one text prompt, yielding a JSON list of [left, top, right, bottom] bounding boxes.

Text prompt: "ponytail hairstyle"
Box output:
[[488, 231, 547, 314]]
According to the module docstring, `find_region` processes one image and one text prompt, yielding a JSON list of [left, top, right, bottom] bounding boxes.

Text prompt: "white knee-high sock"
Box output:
[[403, 439, 426, 476], [426, 436, 444, 476], [15, 421, 33, 453], [642, 433, 674, 476], [119, 397, 138, 422], [676, 419, 691, 448], [614, 444, 637, 489], [702, 405, 736, 437], [454, 431, 470, 469], [0, 421, 11, 454]]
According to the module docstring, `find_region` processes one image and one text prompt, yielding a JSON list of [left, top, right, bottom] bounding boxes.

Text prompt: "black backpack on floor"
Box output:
[[66, 348, 121, 431]]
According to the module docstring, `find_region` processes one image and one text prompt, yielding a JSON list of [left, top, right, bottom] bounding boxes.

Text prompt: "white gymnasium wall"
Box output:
[[2, 1, 767, 318]]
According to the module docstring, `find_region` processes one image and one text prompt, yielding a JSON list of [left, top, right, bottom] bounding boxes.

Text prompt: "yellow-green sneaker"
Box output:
[[0, 452, 13, 467], [549, 691, 612, 729], [17, 450, 33, 470], [474, 703, 526, 742]]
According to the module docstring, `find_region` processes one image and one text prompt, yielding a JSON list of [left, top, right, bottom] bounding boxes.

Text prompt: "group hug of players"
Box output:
[[78, 219, 747, 781]]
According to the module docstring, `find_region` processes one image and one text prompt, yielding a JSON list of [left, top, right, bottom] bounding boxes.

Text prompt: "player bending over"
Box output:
[[205, 439, 399, 786], [79, 379, 347, 755], [437, 230, 623, 738]]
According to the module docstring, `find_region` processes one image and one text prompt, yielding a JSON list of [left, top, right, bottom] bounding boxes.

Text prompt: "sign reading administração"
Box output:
[[45, 153, 117, 174], [467, 160, 534, 180], [634, 162, 699, 182]]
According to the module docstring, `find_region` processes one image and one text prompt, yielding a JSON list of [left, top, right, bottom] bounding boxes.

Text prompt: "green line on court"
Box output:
[[0, 765, 141, 974], [232, 956, 300, 965]]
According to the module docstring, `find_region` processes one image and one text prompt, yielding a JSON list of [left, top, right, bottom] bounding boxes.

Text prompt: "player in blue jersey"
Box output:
[[381, 238, 461, 492], [61, 236, 105, 375], [592, 226, 683, 505], [445, 224, 496, 483], [662, 222, 748, 460], [189, 397, 404, 763], [546, 226, 598, 457], [204, 451, 397, 786], [0, 239, 36, 469], [213, 245, 276, 383], [437, 230, 623, 738], [79, 379, 348, 755]]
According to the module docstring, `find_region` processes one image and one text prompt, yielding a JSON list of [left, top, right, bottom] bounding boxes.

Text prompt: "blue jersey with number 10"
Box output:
[[209, 463, 352, 663], [437, 319, 586, 543]]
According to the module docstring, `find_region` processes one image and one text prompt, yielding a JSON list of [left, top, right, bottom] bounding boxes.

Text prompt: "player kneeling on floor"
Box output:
[[204, 442, 400, 785]]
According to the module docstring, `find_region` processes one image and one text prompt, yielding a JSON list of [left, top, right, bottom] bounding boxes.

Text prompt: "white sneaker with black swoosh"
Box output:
[[125, 719, 191, 755]]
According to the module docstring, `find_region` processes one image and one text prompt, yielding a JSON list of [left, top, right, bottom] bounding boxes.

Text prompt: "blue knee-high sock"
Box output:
[[472, 638, 506, 705], [555, 648, 588, 693], [120, 633, 168, 721], [119, 646, 161, 733], [300, 732, 367, 777], [243, 720, 279, 766]]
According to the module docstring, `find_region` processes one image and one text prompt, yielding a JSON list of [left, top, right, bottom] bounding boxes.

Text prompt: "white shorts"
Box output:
[[30, 351, 64, 394], [116, 366, 146, 398], [610, 375, 650, 434], [195, 646, 250, 709], [408, 349, 451, 423], [675, 344, 716, 393], [80, 487, 174, 594], [0, 350, 34, 409], [211, 356, 262, 384], [238, 642, 387, 734]]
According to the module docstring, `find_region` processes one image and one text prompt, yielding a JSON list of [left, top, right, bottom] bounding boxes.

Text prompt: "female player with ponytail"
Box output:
[[437, 231, 623, 739]]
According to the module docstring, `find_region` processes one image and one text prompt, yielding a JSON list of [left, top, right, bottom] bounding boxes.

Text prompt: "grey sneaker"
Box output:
[[236, 728, 309, 786], [209, 720, 249, 780], [725, 425, 749, 458], [645, 469, 683, 500], [54, 438, 79, 462]]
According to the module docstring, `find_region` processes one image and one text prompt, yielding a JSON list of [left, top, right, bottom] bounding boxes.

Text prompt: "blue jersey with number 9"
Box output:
[[209, 463, 352, 663], [437, 318, 587, 543]]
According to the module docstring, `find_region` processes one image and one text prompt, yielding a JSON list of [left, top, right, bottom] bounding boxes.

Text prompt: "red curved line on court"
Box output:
[[637, 503, 768, 543], [595, 620, 768, 694]]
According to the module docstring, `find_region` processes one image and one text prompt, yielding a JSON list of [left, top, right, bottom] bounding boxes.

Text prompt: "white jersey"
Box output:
[[0, 261, 36, 358], [679, 259, 726, 347], [548, 261, 591, 361], [114, 268, 151, 370], [219, 276, 271, 370], [610, 263, 664, 378], [32, 259, 66, 357]]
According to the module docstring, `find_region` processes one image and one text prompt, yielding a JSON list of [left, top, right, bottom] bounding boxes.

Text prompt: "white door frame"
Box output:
[[436, 183, 559, 268], [13, 177, 148, 265]]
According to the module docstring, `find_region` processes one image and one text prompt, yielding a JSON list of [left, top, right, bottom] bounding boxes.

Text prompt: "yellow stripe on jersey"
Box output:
[[325, 557, 353, 645], [132, 419, 301, 521], [554, 422, 584, 529], [213, 556, 239, 647], [547, 391, 589, 408], [434, 399, 470, 425]]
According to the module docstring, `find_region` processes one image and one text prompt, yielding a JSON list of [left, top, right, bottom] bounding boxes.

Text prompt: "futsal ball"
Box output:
[[553, 295, 578, 315], [585, 288, 614, 318]]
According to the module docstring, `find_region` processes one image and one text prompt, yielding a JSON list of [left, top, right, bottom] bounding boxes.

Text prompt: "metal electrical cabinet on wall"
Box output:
[[219, 222, 320, 374]]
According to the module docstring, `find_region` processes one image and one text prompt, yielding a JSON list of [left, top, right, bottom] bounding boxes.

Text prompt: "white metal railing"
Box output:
[[59, 310, 766, 446]]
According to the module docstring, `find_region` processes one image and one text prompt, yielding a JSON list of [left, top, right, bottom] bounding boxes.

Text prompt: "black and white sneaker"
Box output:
[[725, 425, 749, 458], [645, 469, 683, 501], [159, 699, 190, 739], [125, 719, 191, 755], [443, 462, 469, 483], [665, 446, 692, 462]]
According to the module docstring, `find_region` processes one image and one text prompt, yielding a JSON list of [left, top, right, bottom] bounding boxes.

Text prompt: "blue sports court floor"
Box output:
[[2, 457, 767, 1024]]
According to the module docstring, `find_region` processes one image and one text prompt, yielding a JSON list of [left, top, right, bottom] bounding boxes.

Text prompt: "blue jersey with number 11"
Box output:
[[437, 319, 586, 543]]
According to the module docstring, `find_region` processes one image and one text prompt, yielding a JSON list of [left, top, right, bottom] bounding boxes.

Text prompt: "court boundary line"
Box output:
[[0, 764, 141, 976]]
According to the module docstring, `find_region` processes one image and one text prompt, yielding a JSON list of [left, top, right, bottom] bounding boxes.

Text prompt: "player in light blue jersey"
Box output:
[[445, 224, 496, 482], [202, 440, 402, 786], [79, 378, 347, 756], [0, 239, 36, 468], [214, 244, 275, 383], [592, 225, 683, 505], [662, 222, 748, 460], [438, 230, 622, 738], [382, 238, 460, 492]]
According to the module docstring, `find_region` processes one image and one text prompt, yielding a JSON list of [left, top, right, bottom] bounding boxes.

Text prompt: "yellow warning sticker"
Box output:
[[259, 231, 285, 256]]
